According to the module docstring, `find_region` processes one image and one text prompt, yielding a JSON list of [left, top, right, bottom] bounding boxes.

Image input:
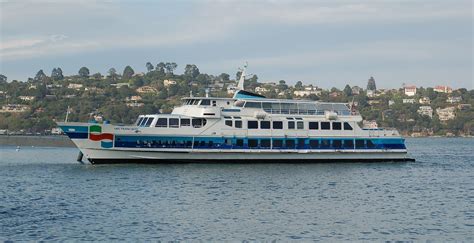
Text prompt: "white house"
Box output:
[[404, 85, 417, 96], [419, 97, 431, 104], [447, 96, 462, 103], [362, 120, 378, 129], [293, 90, 321, 97], [436, 107, 456, 121], [67, 83, 83, 90], [403, 99, 415, 104], [19, 96, 35, 101], [417, 106, 433, 118], [434, 85, 453, 93], [164, 79, 177, 87]]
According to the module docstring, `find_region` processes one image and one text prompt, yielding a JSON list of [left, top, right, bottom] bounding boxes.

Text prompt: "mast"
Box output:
[[236, 62, 248, 91]]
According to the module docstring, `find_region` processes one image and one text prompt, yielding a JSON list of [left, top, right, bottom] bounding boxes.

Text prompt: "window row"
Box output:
[[116, 137, 377, 149], [136, 117, 207, 128], [231, 120, 353, 130]]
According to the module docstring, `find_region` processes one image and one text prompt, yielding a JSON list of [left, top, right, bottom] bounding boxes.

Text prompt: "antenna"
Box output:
[[65, 106, 70, 122], [237, 62, 248, 90]]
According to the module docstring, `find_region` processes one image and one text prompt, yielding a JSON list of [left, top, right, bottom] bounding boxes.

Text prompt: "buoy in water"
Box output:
[[16, 146, 20, 151]]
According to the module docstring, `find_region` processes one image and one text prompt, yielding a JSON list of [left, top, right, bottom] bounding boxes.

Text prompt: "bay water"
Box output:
[[0, 138, 473, 241]]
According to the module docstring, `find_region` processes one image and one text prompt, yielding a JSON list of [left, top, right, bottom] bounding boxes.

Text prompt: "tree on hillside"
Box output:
[[51, 68, 64, 81], [0, 74, 7, 83], [184, 64, 200, 80], [165, 62, 177, 74], [343, 84, 352, 96], [146, 62, 154, 72], [78, 67, 90, 78], [295, 81, 303, 89], [122, 66, 135, 80], [34, 69, 47, 82], [156, 62, 166, 73], [108, 68, 117, 81], [219, 73, 230, 82]]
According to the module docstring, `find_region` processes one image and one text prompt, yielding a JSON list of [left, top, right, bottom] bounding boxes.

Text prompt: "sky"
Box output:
[[0, 0, 473, 89]]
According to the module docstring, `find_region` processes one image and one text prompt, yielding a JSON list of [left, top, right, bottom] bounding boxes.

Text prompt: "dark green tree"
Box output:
[[219, 73, 230, 82], [295, 81, 303, 89], [0, 74, 7, 83], [146, 62, 154, 72], [343, 84, 352, 96], [78, 67, 90, 78], [34, 69, 47, 82], [51, 67, 64, 81], [122, 66, 135, 80], [184, 64, 200, 79], [165, 62, 177, 74], [156, 62, 166, 73]]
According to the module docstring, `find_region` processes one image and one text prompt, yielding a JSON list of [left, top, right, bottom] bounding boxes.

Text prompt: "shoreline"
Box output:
[[0, 135, 75, 147]]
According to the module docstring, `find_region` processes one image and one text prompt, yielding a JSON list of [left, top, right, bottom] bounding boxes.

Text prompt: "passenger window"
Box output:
[[297, 121, 304, 129], [297, 139, 305, 148], [169, 118, 179, 128], [356, 140, 365, 148], [333, 140, 342, 148], [288, 121, 295, 129], [248, 121, 258, 129], [235, 120, 242, 128], [273, 121, 283, 129], [260, 121, 270, 129], [310, 140, 319, 148], [332, 122, 342, 130], [192, 119, 205, 128], [285, 139, 295, 149], [273, 139, 283, 148], [344, 122, 353, 130], [321, 122, 330, 130], [180, 119, 190, 126], [321, 140, 330, 148], [248, 139, 258, 148], [343, 140, 354, 148], [139, 118, 148, 126], [260, 139, 271, 148], [212, 100, 217, 107], [367, 140, 376, 148], [225, 120, 233, 127], [236, 139, 244, 147], [156, 118, 167, 127], [136, 117, 144, 126], [309, 122, 319, 130]]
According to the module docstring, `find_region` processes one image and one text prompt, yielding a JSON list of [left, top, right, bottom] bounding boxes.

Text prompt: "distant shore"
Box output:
[[0, 135, 75, 147]]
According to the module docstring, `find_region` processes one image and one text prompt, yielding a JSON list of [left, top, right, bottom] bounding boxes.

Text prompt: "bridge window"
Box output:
[[321, 122, 330, 130], [288, 121, 295, 129], [344, 122, 353, 130], [200, 99, 210, 106], [297, 121, 304, 129], [181, 118, 190, 127], [136, 117, 144, 126], [273, 121, 283, 129], [309, 122, 319, 130], [225, 120, 233, 127], [145, 118, 154, 127], [248, 121, 258, 129], [235, 120, 242, 128], [169, 118, 179, 128], [260, 121, 270, 129], [332, 122, 342, 130], [156, 118, 167, 127]]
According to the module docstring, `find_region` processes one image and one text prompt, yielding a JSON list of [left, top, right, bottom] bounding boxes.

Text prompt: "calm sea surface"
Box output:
[[0, 138, 473, 241]]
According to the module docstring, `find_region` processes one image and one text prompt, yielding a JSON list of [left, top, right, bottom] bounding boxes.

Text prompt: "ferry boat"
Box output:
[[58, 66, 414, 164]]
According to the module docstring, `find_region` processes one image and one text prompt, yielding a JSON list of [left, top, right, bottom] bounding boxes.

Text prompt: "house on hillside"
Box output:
[[404, 85, 417, 96], [419, 97, 431, 104], [19, 96, 35, 101], [403, 98, 415, 104], [436, 107, 456, 121], [164, 79, 177, 87], [447, 96, 462, 103], [434, 85, 452, 93], [417, 106, 433, 118], [136, 86, 158, 94]]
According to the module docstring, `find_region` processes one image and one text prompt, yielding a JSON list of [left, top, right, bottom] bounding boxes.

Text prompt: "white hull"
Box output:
[[80, 147, 411, 164]]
